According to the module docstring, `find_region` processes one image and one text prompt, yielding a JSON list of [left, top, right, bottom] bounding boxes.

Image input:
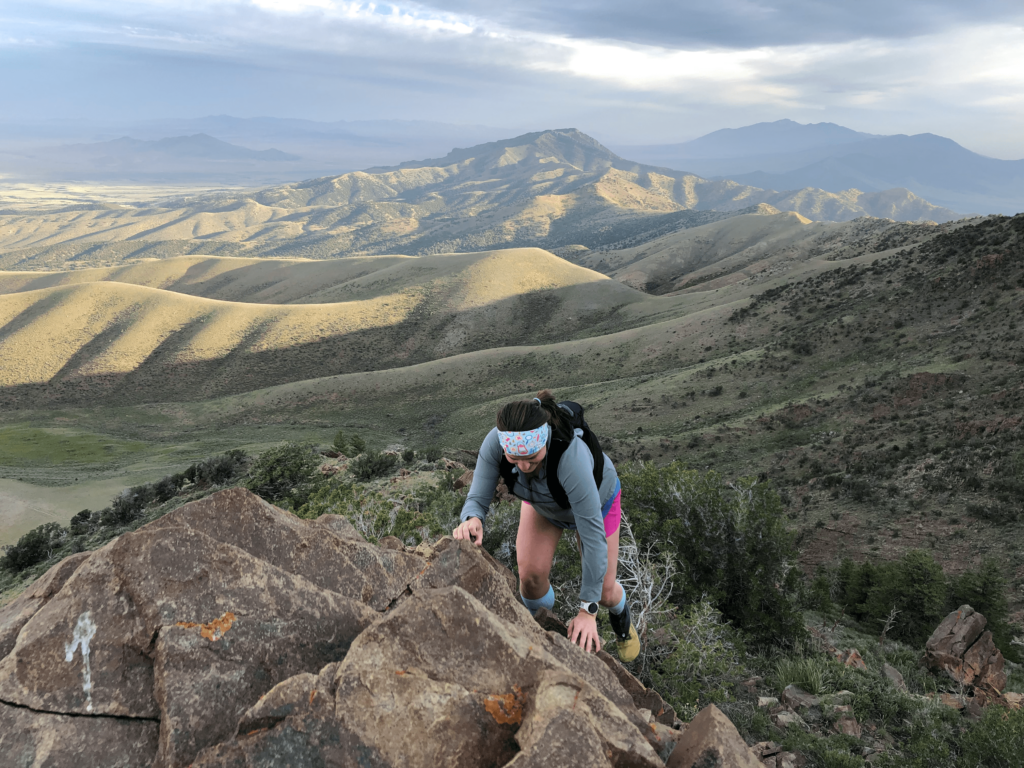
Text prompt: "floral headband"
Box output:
[[498, 423, 549, 457]]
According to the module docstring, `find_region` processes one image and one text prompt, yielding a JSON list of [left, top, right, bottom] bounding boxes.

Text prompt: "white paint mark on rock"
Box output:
[[64, 610, 97, 712]]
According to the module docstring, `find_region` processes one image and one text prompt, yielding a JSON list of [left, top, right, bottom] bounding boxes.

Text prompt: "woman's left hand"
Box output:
[[566, 611, 601, 653]]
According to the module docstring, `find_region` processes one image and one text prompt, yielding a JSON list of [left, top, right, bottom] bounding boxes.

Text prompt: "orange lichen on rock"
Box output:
[[176, 611, 237, 641], [484, 685, 524, 725]]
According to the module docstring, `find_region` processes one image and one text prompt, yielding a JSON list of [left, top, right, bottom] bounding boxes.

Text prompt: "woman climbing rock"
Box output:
[[453, 389, 640, 662]]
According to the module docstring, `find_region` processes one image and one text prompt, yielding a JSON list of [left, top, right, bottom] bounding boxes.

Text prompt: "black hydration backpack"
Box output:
[[498, 401, 604, 509]]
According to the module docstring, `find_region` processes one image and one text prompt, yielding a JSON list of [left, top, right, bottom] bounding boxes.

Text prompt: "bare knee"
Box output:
[[518, 569, 549, 599]]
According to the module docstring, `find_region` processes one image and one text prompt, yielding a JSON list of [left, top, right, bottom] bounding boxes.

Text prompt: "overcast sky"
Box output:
[[2, 0, 1023, 157]]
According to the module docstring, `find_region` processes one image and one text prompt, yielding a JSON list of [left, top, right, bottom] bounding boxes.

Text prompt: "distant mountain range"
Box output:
[[0, 129, 961, 274], [63, 134, 299, 162], [614, 119, 1024, 215], [0, 117, 510, 184]]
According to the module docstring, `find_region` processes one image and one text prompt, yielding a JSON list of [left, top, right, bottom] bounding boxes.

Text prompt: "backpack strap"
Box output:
[[497, 455, 519, 498], [546, 434, 605, 510], [545, 438, 572, 509]]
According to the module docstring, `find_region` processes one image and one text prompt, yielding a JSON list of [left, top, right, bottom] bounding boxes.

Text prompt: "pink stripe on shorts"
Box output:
[[602, 489, 622, 537]]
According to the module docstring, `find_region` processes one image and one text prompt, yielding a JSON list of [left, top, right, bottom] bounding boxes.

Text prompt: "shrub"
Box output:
[[402, 449, 415, 464], [348, 451, 398, 481], [186, 450, 247, 487], [649, 601, 747, 717], [620, 462, 804, 647], [152, 475, 183, 503], [0, 522, 68, 573], [424, 446, 442, 462], [870, 552, 946, 646], [68, 509, 93, 536], [349, 435, 367, 455], [246, 442, 324, 508], [772, 654, 853, 696], [332, 430, 348, 453], [832, 551, 1020, 652], [103, 484, 157, 526], [298, 473, 452, 545], [839, 551, 948, 646], [480, 499, 522, 572], [958, 701, 1024, 767]]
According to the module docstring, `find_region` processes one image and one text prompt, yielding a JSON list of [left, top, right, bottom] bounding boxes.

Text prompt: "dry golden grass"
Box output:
[[578, 211, 939, 294], [0, 255, 417, 304], [580, 211, 820, 292], [0, 248, 665, 405]]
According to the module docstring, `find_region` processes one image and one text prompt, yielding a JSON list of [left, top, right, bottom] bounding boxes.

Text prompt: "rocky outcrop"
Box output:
[[0, 487, 686, 768], [666, 704, 762, 768], [925, 605, 1007, 696]]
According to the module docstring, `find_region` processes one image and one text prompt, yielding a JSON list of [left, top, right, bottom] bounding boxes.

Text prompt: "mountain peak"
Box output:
[[379, 128, 623, 172]]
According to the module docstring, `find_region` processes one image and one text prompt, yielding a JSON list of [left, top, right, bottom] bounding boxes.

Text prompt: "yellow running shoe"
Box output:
[[615, 623, 640, 663], [609, 600, 640, 663]]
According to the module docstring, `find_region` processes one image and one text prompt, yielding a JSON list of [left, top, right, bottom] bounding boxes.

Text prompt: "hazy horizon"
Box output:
[[2, 1, 1022, 160]]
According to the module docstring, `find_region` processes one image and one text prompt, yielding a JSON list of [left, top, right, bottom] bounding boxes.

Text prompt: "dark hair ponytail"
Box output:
[[496, 389, 573, 441]]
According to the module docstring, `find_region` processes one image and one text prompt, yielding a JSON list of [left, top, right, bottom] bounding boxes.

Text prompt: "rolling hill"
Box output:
[[0, 249, 673, 407], [574, 210, 944, 294], [0, 130, 961, 274]]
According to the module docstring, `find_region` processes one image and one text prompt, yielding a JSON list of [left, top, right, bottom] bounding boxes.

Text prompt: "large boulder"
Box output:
[[145, 487, 426, 610], [925, 605, 1006, 694], [194, 587, 662, 768], [0, 490, 385, 767], [666, 704, 762, 768]]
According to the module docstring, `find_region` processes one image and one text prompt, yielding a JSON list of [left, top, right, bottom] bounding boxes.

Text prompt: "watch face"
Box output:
[[582, 601, 598, 615]]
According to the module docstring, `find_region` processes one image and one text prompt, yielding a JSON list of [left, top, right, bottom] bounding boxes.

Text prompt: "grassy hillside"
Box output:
[[2, 212, 1021, 629], [0, 130, 961, 273], [0, 255, 416, 304], [0, 249, 679, 407], [575, 211, 945, 293]]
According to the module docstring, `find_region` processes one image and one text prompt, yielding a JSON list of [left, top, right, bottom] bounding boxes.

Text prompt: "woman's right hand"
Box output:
[[453, 517, 483, 546]]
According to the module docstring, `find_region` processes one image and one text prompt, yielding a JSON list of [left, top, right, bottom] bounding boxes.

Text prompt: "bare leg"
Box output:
[[601, 527, 623, 607], [516, 501, 563, 600], [574, 528, 624, 607]]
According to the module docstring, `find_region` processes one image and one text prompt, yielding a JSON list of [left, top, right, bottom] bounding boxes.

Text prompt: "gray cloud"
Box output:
[[415, 0, 1024, 47], [0, 1, 1021, 159]]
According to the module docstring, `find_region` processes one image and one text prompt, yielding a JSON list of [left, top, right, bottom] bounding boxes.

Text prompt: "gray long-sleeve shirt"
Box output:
[[461, 426, 619, 603]]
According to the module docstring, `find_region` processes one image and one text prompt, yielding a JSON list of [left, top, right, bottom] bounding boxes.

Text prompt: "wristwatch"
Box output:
[[579, 601, 599, 615]]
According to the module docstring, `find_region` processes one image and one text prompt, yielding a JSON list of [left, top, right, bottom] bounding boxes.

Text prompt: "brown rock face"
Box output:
[[882, 663, 906, 691], [145, 486, 426, 610], [834, 713, 862, 738], [0, 490, 398, 767], [195, 587, 661, 768], [0, 551, 91, 660], [1, 488, 679, 768], [0, 700, 159, 768], [838, 648, 868, 671], [925, 605, 1007, 696], [667, 704, 762, 768]]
